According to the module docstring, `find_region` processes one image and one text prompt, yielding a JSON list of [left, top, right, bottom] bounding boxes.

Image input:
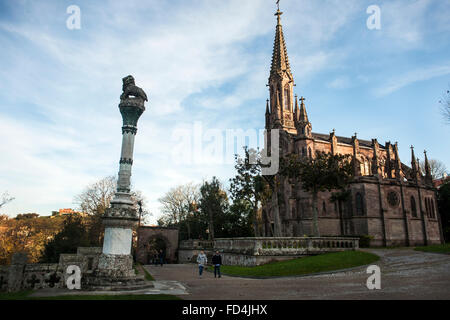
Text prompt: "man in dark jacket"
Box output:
[[212, 251, 222, 278], [158, 250, 164, 267]]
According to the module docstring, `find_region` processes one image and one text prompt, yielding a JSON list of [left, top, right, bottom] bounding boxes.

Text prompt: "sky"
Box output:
[[0, 0, 449, 224]]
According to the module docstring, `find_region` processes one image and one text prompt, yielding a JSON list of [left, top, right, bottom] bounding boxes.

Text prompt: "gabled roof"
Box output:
[[311, 132, 385, 149]]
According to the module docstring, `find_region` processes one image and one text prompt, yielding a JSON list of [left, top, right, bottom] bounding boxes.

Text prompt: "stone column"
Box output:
[[98, 75, 147, 278], [7, 252, 28, 292]]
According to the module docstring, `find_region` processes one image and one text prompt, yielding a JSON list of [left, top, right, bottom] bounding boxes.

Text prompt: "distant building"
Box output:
[[433, 174, 449, 189], [51, 208, 86, 218]]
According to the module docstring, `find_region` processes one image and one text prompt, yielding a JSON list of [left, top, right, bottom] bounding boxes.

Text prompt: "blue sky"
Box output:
[[0, 0, 449, 223]]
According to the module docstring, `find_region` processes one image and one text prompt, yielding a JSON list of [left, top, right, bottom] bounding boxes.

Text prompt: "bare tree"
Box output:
[[74, 176, 149, 245], [439, 86, 450, 124], [420, 159, 448, 180], [0, 192, 14, 210], [74, 176, 116, 216], [158, 183, 199, 238]]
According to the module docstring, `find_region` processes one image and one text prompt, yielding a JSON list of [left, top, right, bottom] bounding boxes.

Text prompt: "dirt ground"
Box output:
[[144, 249, 450, 300]]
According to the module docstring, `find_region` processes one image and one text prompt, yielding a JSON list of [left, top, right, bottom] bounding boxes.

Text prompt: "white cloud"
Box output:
[[374, 64, 450, 96], [381, 0, 432, 48], [326, 76, 352, 89]]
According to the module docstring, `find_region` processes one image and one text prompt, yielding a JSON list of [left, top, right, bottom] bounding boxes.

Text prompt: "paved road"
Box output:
[[144, 249, 450, 300]]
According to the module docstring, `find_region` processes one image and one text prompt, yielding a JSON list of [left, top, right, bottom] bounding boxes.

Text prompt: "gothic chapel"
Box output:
[[262, 9, 443, 246]]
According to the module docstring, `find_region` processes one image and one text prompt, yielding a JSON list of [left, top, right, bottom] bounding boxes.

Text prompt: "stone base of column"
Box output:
[[97, 253, 135, 278], [83, 253, 153, 291]]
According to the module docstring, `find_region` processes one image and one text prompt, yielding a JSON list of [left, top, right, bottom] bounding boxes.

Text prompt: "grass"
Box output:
[[136, 263, 155, 281], [0, 290, 34, 300], [218, 251, 379, 278], [414, 243, 450, 254], [0, 290, 181, 300]]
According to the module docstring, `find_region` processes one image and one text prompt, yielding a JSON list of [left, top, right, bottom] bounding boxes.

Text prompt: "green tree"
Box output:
[[223, 199, 254, 237], [281, 151, 354, 236], [199, 177, 228, 240], [40, 215, 90, 263], [229, 147, 265, 236]]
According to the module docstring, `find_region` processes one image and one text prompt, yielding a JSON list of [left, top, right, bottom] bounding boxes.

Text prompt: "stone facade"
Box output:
[[136, 226, 179, 264], [261, 9, 444, 246]]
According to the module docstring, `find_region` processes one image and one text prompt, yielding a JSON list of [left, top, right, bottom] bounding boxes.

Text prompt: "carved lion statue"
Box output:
[[120, 75, 148, 102]]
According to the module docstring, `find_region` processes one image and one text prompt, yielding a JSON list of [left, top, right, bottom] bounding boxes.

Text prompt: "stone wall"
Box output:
[[179, 237, 359, 266], [0, 248, 102, 292], [178, 240, 214, 264], [136, 226, 179, 264]]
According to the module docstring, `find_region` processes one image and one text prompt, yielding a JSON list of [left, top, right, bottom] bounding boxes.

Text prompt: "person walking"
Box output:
[[158, 250, 164, 267], [212, 251, 222, 278], [197, 251, 207, 278]]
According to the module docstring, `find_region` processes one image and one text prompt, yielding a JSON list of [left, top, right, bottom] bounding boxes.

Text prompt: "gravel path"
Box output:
[[144, 249, 450, 300]]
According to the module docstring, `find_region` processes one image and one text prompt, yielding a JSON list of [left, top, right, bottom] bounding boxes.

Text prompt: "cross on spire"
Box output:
[[270, 0, 291, 76]]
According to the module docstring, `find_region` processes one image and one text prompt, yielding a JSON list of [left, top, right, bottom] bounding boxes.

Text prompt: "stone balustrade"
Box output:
[[179, 237, 359, 266], [214, 237, 359, 256], [179, 239, 214, 250]]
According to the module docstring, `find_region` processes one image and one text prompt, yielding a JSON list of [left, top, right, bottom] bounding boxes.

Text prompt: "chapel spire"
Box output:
[[295, 96, 312, 138], [424, 150, 433, 184], [410, 146, 420, 181], [270, 9, 292, 78], [299, 96, 309, 123], [267, 5, 295, 133]]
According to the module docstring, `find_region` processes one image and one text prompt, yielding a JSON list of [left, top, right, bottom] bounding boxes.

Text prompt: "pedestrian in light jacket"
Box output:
[[197, 251, 207, 277], [212, 251, 222, 278]]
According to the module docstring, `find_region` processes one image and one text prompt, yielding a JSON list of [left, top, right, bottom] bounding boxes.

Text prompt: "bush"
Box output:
[[40, 215, 90, 263], [358, 235, 373, 248]]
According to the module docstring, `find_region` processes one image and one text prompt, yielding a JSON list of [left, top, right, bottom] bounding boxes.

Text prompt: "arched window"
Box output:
[[410, 196, 417, 218], [355, 193, 364, 216], [364, 159, 370, 175], [430, 199, 435, 218], [308, 147, 312, 158], [322, 201, 327, 215], [284, 87, 290, 110], [425, 198, 430, 218]]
